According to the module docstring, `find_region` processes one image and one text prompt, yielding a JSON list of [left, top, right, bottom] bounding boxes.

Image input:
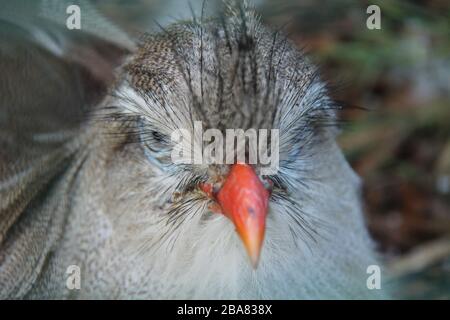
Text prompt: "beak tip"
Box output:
[[242, 234, 263, 269], [250, 254, 260, 269]]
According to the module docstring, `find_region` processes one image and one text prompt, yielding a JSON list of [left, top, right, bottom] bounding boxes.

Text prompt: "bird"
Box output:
[[0, 0, 388, 299]]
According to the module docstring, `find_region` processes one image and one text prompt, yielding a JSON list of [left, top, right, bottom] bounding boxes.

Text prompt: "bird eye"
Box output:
[[137, 117, 168, 150], [137, 117, 171, 171], [142, 130, 169, 152], [151, 131, 165, 143]]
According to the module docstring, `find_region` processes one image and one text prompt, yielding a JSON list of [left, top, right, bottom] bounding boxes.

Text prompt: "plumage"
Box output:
[[0, 0, 388, 299]]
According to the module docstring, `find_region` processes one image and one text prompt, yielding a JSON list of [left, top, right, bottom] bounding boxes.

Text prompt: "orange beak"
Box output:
[[215, 164, 270, 268]]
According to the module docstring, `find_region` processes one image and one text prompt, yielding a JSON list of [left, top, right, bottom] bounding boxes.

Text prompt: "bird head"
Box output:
[[100, 3, 339, 269]]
